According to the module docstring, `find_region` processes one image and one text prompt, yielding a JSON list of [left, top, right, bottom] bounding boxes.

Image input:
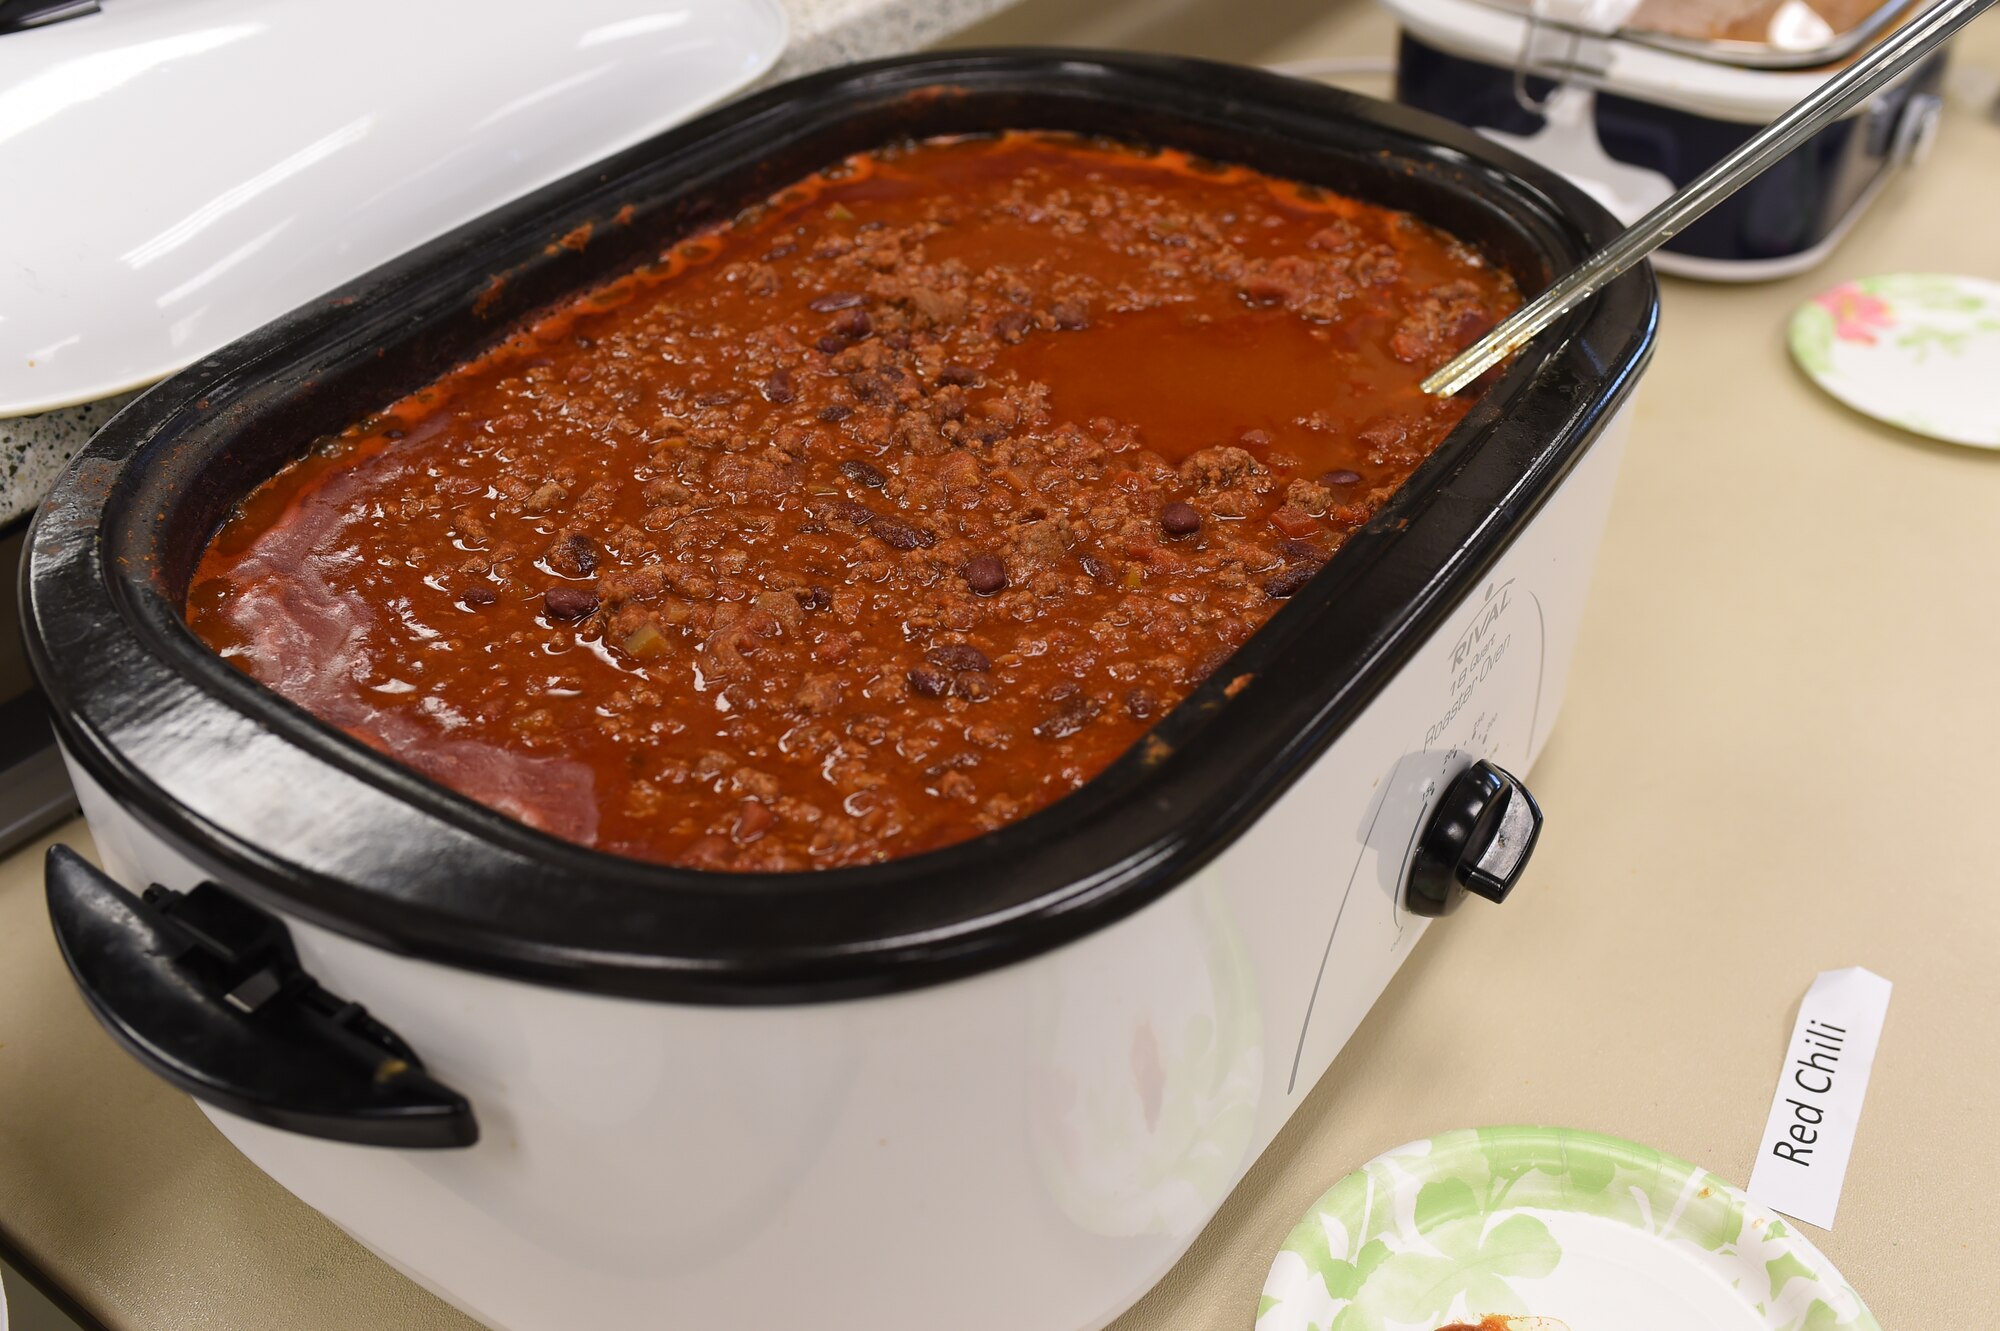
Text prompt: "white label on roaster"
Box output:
[[1746, 967, 1892, 1230]]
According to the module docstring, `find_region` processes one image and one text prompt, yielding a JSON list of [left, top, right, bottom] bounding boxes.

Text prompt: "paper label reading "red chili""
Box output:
[[1747, 967, 1892, 1230]]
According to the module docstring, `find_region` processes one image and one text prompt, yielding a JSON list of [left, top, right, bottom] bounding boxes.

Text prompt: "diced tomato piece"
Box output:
[[1269, 505, 1318, 538]]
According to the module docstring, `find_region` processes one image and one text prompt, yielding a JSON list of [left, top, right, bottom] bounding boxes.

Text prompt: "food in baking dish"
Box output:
[[187, 131, 1517, 871]]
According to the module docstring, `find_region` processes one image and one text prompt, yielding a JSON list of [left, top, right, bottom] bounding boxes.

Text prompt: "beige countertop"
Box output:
[[4, 11, 1998, 1331]]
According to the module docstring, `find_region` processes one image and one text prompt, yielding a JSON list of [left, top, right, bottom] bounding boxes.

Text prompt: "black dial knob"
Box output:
[[1405, 760, 1542, 917]]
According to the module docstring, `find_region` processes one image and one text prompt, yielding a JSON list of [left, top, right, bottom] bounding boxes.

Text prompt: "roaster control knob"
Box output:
[[1405, 760, 1543, 917]]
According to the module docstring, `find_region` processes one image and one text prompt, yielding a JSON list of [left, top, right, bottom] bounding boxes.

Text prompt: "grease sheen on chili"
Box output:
[[187, 132, 1519, 872]]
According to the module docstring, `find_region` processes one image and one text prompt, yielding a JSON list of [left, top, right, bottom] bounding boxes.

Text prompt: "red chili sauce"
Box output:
[[187, 132, 1518, 871]]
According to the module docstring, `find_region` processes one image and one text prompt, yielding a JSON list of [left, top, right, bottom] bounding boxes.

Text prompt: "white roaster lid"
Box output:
[[1, 0, 787, 417]]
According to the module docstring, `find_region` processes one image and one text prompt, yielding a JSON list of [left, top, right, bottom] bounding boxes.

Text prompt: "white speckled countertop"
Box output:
[[0, 0, 1018, 528]]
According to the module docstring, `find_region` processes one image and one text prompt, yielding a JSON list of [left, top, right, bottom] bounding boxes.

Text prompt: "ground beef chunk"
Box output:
[[1179, 446, 1277, 518], [1390, 279, 1495, 365]]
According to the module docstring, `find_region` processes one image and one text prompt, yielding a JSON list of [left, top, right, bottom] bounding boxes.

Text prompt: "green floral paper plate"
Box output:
[[1789, 273, 2000, 448], [1258, 1127, 1876, 1331]]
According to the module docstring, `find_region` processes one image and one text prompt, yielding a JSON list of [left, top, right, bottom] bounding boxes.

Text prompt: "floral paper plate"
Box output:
[[1258, 1127, 1876, 1331], [1789, 273, 2000, 448]]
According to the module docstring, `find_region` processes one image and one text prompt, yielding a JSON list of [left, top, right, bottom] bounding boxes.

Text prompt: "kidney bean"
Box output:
[[1160, 502, 1202, 538], [908, 667, 953, 699], [822, 499, 876, 527], [936, 363, 982, 387], [762, 367, 796, 404], [1124, 687, 1160, 720], [1033, 693, 1103, 741], [832, 308, 872, 340], [1263, 563, 1318, 599], [544, 585, 600, 620], [926, 644, 991, 673], [1280, 538, 1326, 565], [810, 291, 866, 311], [872, 516, 935, 550], [818, 404, 853, 422], [963, 554, 1007, 595], [840, 458, 887, 488], [1320, 468, 1363, 487], [460, 585, 497, 607]]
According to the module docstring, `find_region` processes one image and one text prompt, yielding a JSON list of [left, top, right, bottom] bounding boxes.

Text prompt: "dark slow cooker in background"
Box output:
[[1397, 33, 1949, 266]]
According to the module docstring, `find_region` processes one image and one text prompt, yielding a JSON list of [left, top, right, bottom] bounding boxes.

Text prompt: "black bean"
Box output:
[[1320, 468, 1363, 487], [832, 308, 872, 340], [840, 458, 887, 488], [1161, 502, 1202, 538], [908, 668, 953, 699], [926, 644, 991, 673], [762, 367, 795, 404], [963, 554, 1007, 595], [1264, 563, 1318, 599], [872, 516, 935, 551], [818, 404, 853, 422], [810, 291, 866, 311], [936, 363, 982, 387], [544, 586, 600, 621], [461, 585, 497, 607]]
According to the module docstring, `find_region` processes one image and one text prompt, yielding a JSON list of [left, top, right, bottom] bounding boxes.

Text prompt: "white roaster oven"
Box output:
[[20, 40, 1659, 1331]]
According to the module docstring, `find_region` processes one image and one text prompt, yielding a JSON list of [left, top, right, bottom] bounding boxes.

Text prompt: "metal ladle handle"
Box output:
[[1422, 0, 1996, 397]]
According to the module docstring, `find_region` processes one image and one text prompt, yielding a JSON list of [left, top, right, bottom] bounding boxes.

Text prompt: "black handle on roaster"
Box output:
[[44, 846, 477, 1148], [1405, 760, 1543, 917]]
